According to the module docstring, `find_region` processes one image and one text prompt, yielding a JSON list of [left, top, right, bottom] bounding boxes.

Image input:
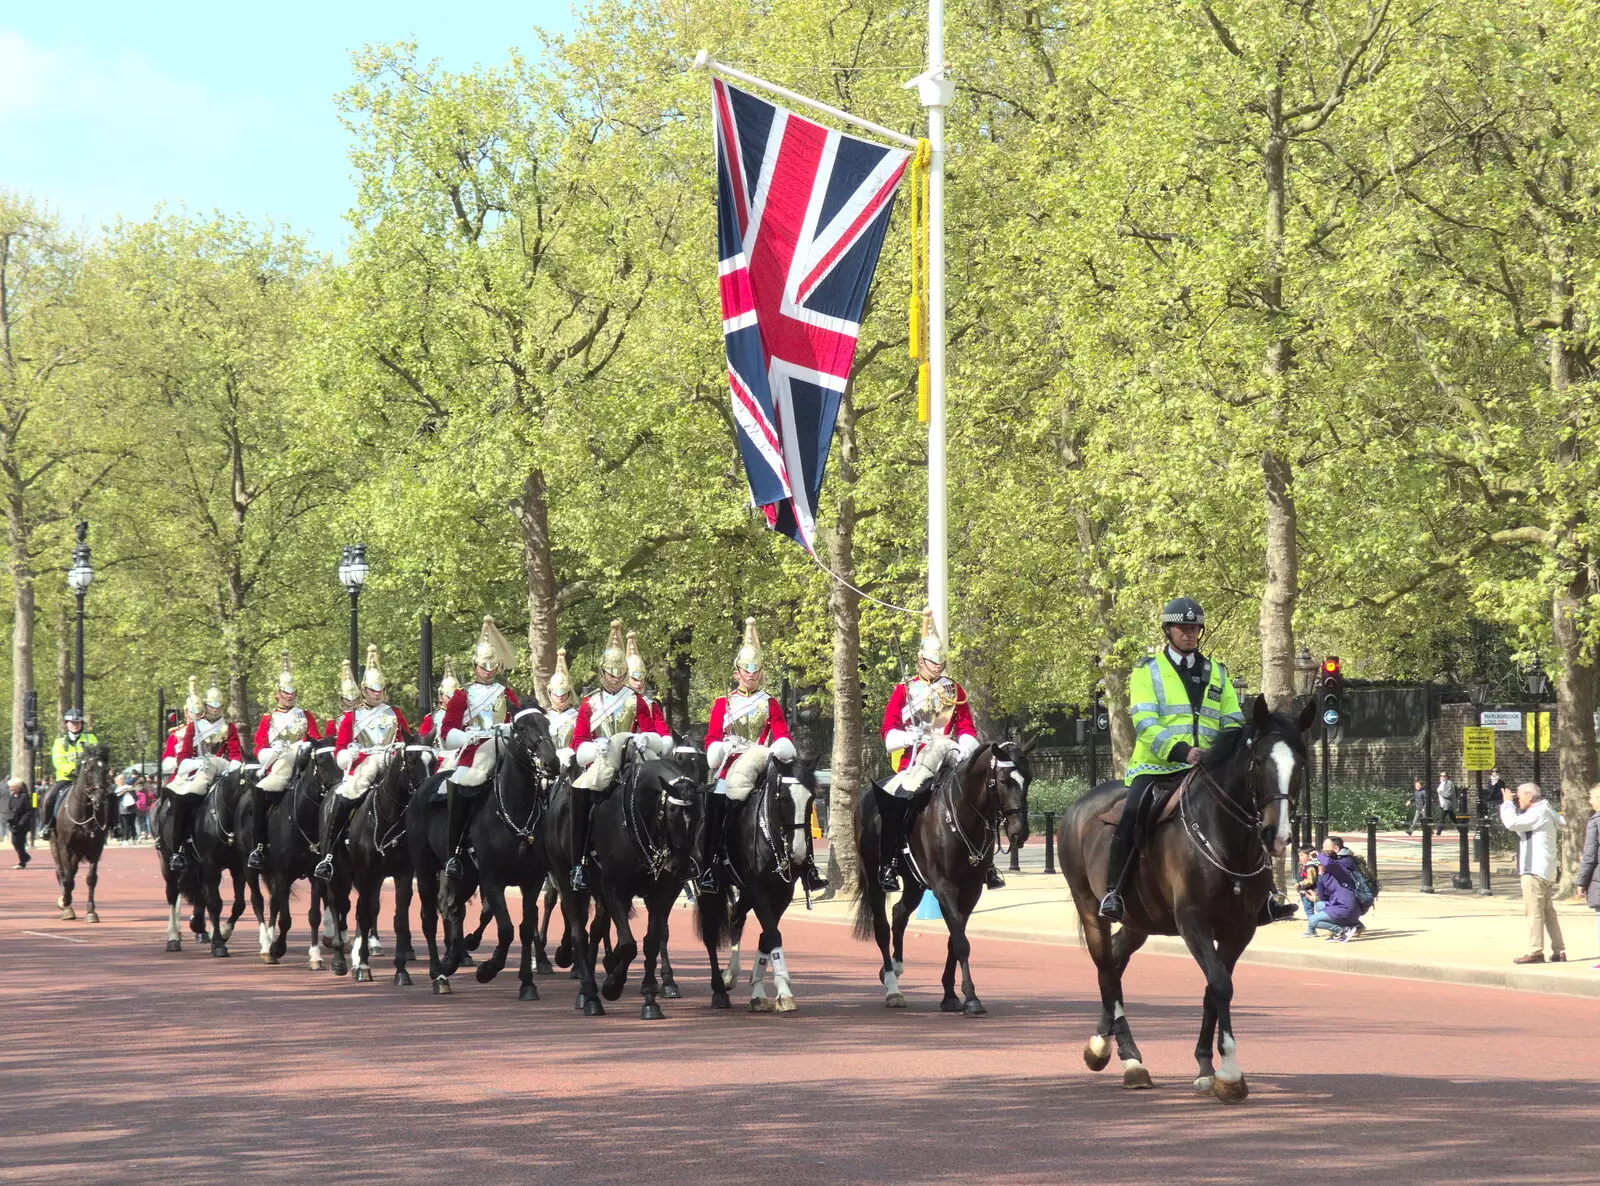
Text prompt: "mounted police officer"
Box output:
[[442, 617, 524, 881], [38, 708, 100, 841], [1098, 597, 1243, 922]]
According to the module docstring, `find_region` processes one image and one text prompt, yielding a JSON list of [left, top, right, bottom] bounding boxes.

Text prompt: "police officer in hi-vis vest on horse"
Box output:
[[38, 708, 100, 841], [247, 652, 321, 870], [442, 617, 525, 881], [1098, 597, 1244, 922]]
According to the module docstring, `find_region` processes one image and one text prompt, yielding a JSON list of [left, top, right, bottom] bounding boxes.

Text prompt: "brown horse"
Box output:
[[1058, 697, 1311, 1102], [50, 744, 115, 923]]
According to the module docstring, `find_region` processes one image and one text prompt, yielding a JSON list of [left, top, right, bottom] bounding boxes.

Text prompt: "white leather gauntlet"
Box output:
[[576, 741, 599, 767], [706, 741, 728, 770], [770, 737, 796, 763], [884, 728, 918, 752]]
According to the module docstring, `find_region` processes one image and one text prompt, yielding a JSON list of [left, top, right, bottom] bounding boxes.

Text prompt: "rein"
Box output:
[[63, 775, 110, 832], [1180, 739, 1292, 885], [621, 770, 674, 878], [940, 750, 1021, 867], [490, 727, 548, 842], [370, 745, 425, 854]]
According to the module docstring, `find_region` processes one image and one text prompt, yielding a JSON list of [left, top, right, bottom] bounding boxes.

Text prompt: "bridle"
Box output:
[[63, 758, 111, 831], [1182, 729, 1298, 885], [490, 707, 554, 842], [940, 746, 1028, 867], [752, 760, 814, 885], [623, 767, 694, 878]]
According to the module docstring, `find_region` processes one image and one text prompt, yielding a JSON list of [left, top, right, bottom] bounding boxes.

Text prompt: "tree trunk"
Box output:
[[824, 384, 865, 898], [512, 468, 558, 699], [665, 624, 693, 736], [6, 503, 32, 781], [226, 559, 248, 722], [1551, 575, 1596, 889], [1101, 665, 1134, 778], [1257, 98, 1299, 712]]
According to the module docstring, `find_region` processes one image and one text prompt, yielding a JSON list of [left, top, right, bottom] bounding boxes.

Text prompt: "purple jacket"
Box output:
[[1314, 853, 1362, 925]]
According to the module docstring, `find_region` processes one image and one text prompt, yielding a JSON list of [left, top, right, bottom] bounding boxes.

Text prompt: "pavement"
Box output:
[[3, 845, 1600, 1183]]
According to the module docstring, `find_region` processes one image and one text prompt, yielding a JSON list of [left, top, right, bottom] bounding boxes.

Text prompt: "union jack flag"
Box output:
[[713, 77, 909, 551]]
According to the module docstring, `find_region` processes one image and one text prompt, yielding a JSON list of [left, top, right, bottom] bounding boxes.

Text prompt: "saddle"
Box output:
[[1092, 769, 1196, 831]]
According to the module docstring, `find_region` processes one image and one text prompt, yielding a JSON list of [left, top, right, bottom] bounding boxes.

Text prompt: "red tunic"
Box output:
[[439, 684, 522, 768], [251, 710, 322, 754], [173, 719, 244, 765], [637, 695, 671, 737], [704, 694, 789, 778], [881, 679, 976, 773], [572, 690, 649, 750], [333, 705, 411, 771], [420, 712, 438, 745]]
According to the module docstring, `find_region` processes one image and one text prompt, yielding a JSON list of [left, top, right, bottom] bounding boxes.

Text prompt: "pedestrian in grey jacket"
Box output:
[[1574, 783, 1600, 969], [1502, 782, 1566, 964]]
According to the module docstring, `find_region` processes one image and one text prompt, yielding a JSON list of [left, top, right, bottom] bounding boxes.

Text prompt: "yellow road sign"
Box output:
[[1525, 712, 1551, 752], [1462, 726, 1496, 771]]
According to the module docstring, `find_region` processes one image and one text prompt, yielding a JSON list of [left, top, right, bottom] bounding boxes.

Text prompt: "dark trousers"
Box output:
[[120, 809, 136, 840], [10, 827, 28, 864]]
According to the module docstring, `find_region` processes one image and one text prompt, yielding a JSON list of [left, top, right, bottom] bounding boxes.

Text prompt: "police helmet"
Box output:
[[1160, 597, 1205, 628], [63, 708, 85, 724]]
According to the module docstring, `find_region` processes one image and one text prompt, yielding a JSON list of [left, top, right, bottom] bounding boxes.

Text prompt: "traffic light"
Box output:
[[165, 709, 181, 729], [1318, 656, 1344, 728]]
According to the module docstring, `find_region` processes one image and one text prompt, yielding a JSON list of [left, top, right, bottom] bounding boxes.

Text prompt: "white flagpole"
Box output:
[[908, 13, 953, 646], [692, 52, 919, 149]]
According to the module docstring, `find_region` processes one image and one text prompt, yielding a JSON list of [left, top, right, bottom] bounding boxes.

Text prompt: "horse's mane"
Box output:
[[1198, 729, 1248, 769]]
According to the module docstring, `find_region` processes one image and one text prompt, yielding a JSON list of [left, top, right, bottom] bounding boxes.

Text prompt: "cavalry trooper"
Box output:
[[419, 657, 461, 748], [159, 677, 201, 774], [700, 618, 825, 893], [163, 675, 244, 872], [1098, 596, 1244, 922], [876, 611, 988, 892], [37, 708, 101, 841], [442, 617, 524, 881], [546, 648, 578, 770], [246, 652, 321, 871], [315, 646, 409, 882], [569, 620, 670, 890], [626, 632, 672, 740]]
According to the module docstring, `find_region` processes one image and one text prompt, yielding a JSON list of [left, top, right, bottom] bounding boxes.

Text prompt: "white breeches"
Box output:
[[335, 755, 389, 801], [886, 736, 957, 796], [723, 745, 770, 803], [572, 745, 620, 791], [256, 750, 294, 793], [448, 737, 500, 788], [169, 756, 224, 798]]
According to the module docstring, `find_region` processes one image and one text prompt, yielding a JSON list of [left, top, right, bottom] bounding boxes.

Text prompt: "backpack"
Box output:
[[1346, 853, 1380, 912]]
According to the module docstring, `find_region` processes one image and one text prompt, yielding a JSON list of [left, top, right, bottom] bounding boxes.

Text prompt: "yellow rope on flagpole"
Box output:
[[908, 138, 932, 424]]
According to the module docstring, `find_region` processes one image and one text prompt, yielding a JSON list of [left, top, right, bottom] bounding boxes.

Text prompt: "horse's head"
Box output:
[[655, 767, 701, 880], [1245, 696, 1315, 858], [508, 705, 560, 781], [77, 745, 112, 808], [770, 753, 818, 869], [400, 741, 435, 791], [988, 738, 1035, 852], [307, 741, 344, 798]]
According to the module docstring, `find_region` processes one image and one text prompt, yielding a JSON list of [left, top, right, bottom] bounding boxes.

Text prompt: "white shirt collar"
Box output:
[[1166, 646, 1196, 670]]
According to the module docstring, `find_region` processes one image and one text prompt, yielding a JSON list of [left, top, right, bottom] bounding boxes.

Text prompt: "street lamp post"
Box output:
[[338, 544, 369, 674], [1293, 648, 1317, 848], [1524, 658, 1549, 795], [66, 521, 94, 713], [418, 568, 433, 724]]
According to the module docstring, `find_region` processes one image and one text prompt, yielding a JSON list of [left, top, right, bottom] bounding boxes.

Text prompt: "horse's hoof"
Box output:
[[1083, 1036, 1111, 1072], [775, 995, 797, 1013], [432, 978, 451, 995], [260, 953, 278, 965], [211, 945, 230, 959], [711, 989, 731, 1010], [641, 1001, 665, 1021], [554, 949, 573, 970], [749, 997, 776, 1013], [395, 969, 413, 986], [331, 960, 349, 977], [519, 983, 538, 1001], [661, 983, 681, 1000], [567, 967, 580, 980], [465, 933, 482, 952], [885, 992, 907, 1009], [575, 991, 585, 1011], [535, 960, 554, 976], [165, 939, 182, 953], [1122, 1061, 1154, 1090], [369, 942, 385, 958], [582, 998, 606, 1017], [308, 956, 324, 971], [58, 908, 75, 922], [963, 998, 986, 1017], [356, 967, 375, 982], [85, 912, 100, 924], [940, 996, 963, 1013], [475, 963, 498, 984], [1193, 1075, 1215, 1094], [892, 958, 904, 976], [459, 952, 475, 968], [1212, 1075, 1248, 1104]]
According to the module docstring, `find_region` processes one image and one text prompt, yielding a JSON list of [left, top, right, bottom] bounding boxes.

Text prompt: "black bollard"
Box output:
[[1476, 820, 1493, 896], [1009, 843, 1021, 873], [1043, 812, 1056, 875], [1451, 821, 1474, 890], [1366, 816, 1378, 883], [1420, 818, 1435, 893]]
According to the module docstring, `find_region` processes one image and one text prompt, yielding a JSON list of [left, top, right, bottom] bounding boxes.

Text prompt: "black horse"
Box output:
[[151, 795, 208, 950], [586, 754, 700, 1019], [49, 745, 115, 923], [538, 775, 608, 1016], [406, 768, 484, 994], [245, 740, 339, 969], [1058, 697, 1309, 1101], [696, 756, 818, 1012], [189, 766, 252, 957], [326, 742, 423, 983], [852, 740, 1032, 1014]]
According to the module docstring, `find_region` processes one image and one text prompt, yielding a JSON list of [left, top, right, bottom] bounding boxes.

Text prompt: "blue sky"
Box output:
[[1, 2, 578, 253]]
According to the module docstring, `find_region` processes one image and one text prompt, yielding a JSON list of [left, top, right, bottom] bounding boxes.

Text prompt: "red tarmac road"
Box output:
[[2, 846, 1598, 1184]]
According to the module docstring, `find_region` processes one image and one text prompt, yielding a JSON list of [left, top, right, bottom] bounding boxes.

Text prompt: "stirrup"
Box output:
[[247, 844, 266, 871], [444, 855, 465, 881], [877, 863, 900, 892], [696, 865, 721, 893], [1097, 890, 1125, 922], [39, 827, 54, 841], [168, 852, 188, 873], [985, 865, 1006, 890], [569, 863, 588, 891], [801, 861, 828, 892], [314, 854, 335, 881]]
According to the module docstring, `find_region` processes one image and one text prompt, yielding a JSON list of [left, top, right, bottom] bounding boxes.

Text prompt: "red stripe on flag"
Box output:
[[798, 160, 907, 302], [713, 81, 749, 237], [719, 266, 754, 321]]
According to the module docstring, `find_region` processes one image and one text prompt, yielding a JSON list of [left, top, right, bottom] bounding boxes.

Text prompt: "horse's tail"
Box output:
[[695, 885, 731, 950], [851, 789, 878, 942]]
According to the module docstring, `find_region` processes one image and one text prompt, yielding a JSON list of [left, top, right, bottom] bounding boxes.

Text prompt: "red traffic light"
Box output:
[[1321, 657, 1342, 677]]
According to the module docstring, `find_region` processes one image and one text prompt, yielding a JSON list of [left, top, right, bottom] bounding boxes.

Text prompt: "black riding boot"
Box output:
[[38, 785, 60, 841], [878, 796, 905, 892], [444, 782, 468, 881], [315, 797, 354, 881], [1098, 829, 1135, 922], [247, 784, 269, 870], [985, 860, 1006, 890], [569, 786, 593, 890], [697, 791, 726, 892], [168, 795, 197, 873]]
